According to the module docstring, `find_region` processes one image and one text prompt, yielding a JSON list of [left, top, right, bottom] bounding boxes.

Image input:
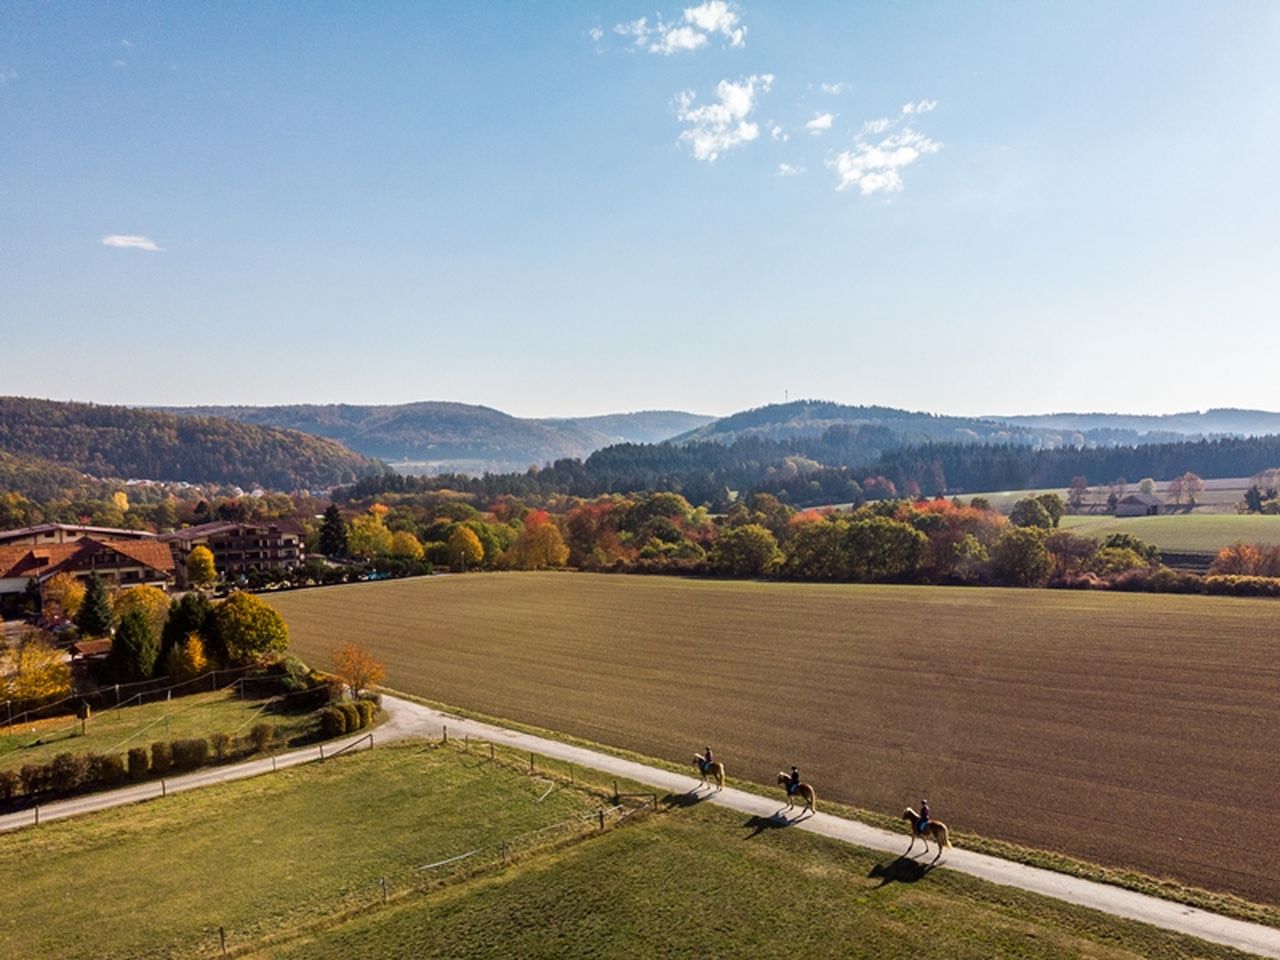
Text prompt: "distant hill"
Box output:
[[675, 400, 1030, 446], [167, 403, 714, 474], [0, 397, 375, 490], [992, 408, 1280, 439]]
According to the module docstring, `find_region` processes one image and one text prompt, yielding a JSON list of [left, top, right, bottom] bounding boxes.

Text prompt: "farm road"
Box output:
[[3, 694, 1278, 959]]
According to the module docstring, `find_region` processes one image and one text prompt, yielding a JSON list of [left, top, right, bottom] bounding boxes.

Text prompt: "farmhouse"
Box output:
[[1115, 492, 1164, 517], [0, 523, 156, 548], [0, 537, 176, 614], [160, 520, 304, 580]]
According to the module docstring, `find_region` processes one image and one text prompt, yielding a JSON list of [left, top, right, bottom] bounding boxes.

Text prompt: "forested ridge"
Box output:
[[0, 397, 376, 490]]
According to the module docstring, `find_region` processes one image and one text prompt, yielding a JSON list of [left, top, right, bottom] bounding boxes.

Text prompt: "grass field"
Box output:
[[273, 574, 1280, 906], [252, 798, 1256, 960], [0, 742, 603, 960], [1059, 513, 1280, 552], [0, 688, 320, 774], [970, 477, 1254, 515]]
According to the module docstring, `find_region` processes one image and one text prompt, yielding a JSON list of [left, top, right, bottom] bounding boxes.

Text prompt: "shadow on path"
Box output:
[[743, 812, 798, 839], [869, 855, 938, 888]]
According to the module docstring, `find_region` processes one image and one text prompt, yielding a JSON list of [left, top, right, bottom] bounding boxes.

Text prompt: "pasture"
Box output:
[[274, 574, 1280, 906], [251, 798, 1255, 960], [1058, 513, 1280, 552], [0, 742, 601, 960]]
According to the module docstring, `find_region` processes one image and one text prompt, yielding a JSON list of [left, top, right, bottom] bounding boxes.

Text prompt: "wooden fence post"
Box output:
[[380, 877, 388, 904], [219, 926, 227, 956], [33, 804, 39, 826], [443, 725, 448, 744], [490, 743, 495, 761], [598, 809, 605, 831], [529, 752, 535, 774]]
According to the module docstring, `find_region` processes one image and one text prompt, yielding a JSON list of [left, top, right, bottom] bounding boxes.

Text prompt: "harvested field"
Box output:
[[273, 574, 1280, 905]]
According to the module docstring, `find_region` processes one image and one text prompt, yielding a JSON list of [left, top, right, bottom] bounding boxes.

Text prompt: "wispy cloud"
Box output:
[[777, 163, 805, 177], [805, 112, 834, 134], [102, 234, 163, 252], [820, 82, 847, 94], [860, 117, 893, 136], [901, 99, 938, 115], [829, 128, 941, 195], [770, 123, 788, 142], [613, 1, 746, 55], [676, 74, 773, 162]]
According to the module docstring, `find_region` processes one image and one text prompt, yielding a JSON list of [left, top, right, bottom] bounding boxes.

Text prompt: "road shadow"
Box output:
[[742, 812, 793, 839], [869, 856, 937, 888], [661, 789, 710, 809]]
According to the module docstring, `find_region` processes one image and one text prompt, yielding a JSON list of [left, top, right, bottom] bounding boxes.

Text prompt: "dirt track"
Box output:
[[274, 573, 1280, 906]]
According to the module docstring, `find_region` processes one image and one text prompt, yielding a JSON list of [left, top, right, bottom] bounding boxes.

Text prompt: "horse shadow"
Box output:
[[742, 812, 794, 839], [661, 789, 709, 809], [869, 856, 936, 888]]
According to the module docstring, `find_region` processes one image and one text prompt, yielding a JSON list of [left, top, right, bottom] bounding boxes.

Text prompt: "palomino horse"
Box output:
[[776, 772, 817, 814], [692, 753, 725, 791], [902, 807, 952, 859]]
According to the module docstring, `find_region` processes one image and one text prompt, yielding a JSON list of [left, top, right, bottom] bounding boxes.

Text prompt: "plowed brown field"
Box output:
[[273, 573, 1280, 905]]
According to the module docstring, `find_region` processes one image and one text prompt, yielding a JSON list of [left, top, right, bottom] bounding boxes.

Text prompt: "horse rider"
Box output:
[[787, 765, 801, 795], [703, 746, 714, 772], [918, 798, 931, 833]]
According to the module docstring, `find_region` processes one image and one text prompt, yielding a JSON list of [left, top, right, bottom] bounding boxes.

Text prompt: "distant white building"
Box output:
[[1115, 493, 1163, 517]]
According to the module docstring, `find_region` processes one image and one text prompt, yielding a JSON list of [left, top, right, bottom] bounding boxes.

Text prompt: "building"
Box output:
[[0, 537, 176, 614], [1115, 493, 1163, 517], [160, 520, 304, 580], [0, 523, 156, 548]]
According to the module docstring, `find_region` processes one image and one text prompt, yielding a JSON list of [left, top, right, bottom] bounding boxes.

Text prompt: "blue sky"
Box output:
[[2, 2, 1278, 418]]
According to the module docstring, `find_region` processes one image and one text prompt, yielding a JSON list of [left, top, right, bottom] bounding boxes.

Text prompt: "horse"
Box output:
[[902, 807, 952, 859], [776, 772, 816, 814], [692, 753, 725, 791]]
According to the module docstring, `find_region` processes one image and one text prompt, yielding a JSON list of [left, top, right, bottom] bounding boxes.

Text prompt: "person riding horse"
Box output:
[[700, 746, 714, 774], [918, 798, 931, 834], [787, 766, 800, 795]]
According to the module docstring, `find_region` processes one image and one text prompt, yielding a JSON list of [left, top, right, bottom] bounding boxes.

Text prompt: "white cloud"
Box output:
[[676, 74, 773, 162], [777, 163, 805, 177], [613, 1, 746, 54], [820, 82, 847, 94], [120, 38, 134, 48], [770, 123, 788, 142], [102, 234, 163, 252], [860, 117, 892, 136], [805, 112, 834, 133], [828, 128, 941, 195], [901, 99, 938, 115], [588, 26, 604, 43]]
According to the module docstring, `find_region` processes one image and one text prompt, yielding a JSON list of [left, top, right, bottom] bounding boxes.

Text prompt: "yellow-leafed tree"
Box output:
[[186, 545, 217, 587], [390, 530, 425, 560], [1, 630, 72, 702], [330, 641, 386, 697], [447, 526, 484, 569], [113, 585, 171, 640], [166, 632, 209, 680], [42, 572, 86, 618]]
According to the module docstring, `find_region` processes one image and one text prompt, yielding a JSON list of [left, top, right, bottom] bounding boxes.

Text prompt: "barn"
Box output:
[[1115, 492, 1164, 517]]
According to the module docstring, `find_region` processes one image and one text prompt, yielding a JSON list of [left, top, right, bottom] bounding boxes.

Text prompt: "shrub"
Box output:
[[171, 738, 210, 771], [337, 702, 362, 732], [248, 722, 277, 753], [19, 763, 48, 797], [150, 741, 173, 775], [0, 768, 19, 803], [359, 690, 383, 708], [96, 753, 127, 787], [209, 731, 232, 760], [49, 752, 87, 793], [354, 699, 376, 727], [1204, 574, 1280, 597], [318, 706, 346, 737], [127, 747, 149, 781]]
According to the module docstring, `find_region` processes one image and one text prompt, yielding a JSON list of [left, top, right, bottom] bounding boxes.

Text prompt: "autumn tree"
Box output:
[[319, 504, 348, 558], [1009, 497, 1053, 530], [785, 518, 848, 580], [843, 517, 927, 581], [990, 527, 1052, 586], [1, 629, 72, 702], [211, 592, 289, 663], [1067, 476, 1089, 513], [447, 526, 484, 570], [347, 512, 393, 559], [509, 515, 569, 570], [42, 572, 85, 619], [330, 641, 386, 696], [1180, 471, 1205, 507], [161, 592, 214, 666], [186, 545, 217, 588], [390, 530, 425, 560], [1137, 478, 1157, 495], [165, 633, 209, 680], [107, 609, 161, 682], [75, 573, 113, 638], [709, 523, 782, 577], [113, 585, 171, 642]]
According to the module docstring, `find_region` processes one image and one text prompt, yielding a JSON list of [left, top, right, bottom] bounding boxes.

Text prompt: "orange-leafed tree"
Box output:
[[330, 642, 386, 697]]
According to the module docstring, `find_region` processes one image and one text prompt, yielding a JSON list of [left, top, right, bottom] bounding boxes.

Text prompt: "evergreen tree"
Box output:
[[160, 593, 214, 667], [319, 504, 348, 558], [75, 574, 113, 638], [107, 609, 160, 682]]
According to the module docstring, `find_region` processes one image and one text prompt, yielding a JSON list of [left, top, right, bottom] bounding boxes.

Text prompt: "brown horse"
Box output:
[[777, 772, 817, 814], [902, 807, 952, 859], [692, 753, 725, 791]]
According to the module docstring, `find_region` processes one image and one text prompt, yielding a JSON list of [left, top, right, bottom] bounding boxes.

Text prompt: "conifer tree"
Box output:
[[319, 504, 348, 558], [75, 573, 113, 638]]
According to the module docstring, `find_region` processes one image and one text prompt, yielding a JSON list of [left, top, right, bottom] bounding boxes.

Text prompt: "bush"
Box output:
[[171, 738, 210, 771], [1204, 574, 1280, 597], [354, 699, 376, 727], [0, 768, 19, 802], [95, 753, 127, 787], [150, 741, 173, 775], [127, 747, 149, 782], [318, 706, 347, 737], [19, 763, 48, 797], [337, 702, 361, 732], [49, 752, 87, 793], [209, 731, 232, 760], [248, 722, 277, 753]]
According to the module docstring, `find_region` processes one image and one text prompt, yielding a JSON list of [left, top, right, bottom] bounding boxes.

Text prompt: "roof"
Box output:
[[0, 538, 174, 581], [1118, 493, 1163, 506], [71, 638, 113, 657], [160, 519, 303, 542], [0, 523, 155, 543]]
